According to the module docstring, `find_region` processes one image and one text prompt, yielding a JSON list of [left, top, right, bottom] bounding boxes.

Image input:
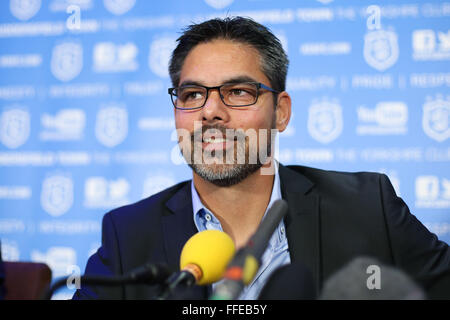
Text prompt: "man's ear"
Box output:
[[275, 91, 292, 133]]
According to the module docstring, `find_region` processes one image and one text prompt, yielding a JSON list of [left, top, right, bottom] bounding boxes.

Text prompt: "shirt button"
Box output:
[[280, 226, 285, 235], [205, 213, 212, 221]]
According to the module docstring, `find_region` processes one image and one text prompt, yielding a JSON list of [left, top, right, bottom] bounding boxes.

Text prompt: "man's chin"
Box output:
[[189, 162, 262, 187]]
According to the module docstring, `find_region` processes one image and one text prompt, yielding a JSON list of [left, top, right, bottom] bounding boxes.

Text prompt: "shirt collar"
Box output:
[[191, 163, 282, 232]]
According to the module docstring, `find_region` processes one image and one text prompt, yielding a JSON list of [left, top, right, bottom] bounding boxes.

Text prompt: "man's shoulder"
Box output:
[[283, 164, 386, 194], [106, 180, 191, 224], [285, 164, 383, 179]]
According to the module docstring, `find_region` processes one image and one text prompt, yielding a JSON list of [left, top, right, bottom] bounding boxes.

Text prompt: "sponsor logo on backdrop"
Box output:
[[40, 109, 85, 141], [415, 175, 450, 209], [103, 0, 135, 15], [93, 42, 138, 73], [296, 7, 334, 23], [0, 107, 30, 149], [84, 176, 130, 209], [364, 29, 399, 71], [10, 0, 41, 21], [287, 76, 336, 91], [41, 174, 74, 217], [142, 175, 176, 198], [0, 185, 31, 199], [410, 72, 450, 88], [204, 0, 234, 10], [31, 247, 77, 278], [422, 96, 450, 142], [138, 117, 174, 131], [123, 81, 163, 96], [51, 42, 83, 82], [413, 29, 450, 61], [95, 105, 128, 147], [356, 101, 408, 135], [38, 220, 100, 235], [0, 218, 26, 234], [0, 54, 42, 68], [148, 37, 177, 78], [307, 99, 343, 144], [300, 42, 351, 55]]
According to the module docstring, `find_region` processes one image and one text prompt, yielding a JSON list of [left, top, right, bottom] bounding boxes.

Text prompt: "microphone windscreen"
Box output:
[[180, 230, 235, 285], [258, 261, 317, 300], [319, 256, 426, 300]]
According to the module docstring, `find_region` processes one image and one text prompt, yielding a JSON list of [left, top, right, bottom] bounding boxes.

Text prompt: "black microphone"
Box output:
[[258, 261, 317, 300], [319, 256, 426, 300], [211, 199, 289, 300], [43, 262, 171, 300]]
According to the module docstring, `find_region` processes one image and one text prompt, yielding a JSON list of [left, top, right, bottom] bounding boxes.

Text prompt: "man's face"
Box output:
[[174, 39, 287, 186]]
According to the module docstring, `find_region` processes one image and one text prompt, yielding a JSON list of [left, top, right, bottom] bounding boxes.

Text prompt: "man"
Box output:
[[73, 17, 450, 300]]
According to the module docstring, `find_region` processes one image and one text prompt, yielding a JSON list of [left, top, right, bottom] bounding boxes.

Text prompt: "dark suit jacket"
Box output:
[[73, 164, 450, 299]]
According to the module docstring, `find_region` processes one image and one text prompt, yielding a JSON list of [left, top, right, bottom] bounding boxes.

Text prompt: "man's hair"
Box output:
[[169, 16, 289, 93]]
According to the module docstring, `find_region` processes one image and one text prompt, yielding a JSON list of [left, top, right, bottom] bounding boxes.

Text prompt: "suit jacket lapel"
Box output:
[[279, 164, 322, 293], [162, 181, 210, 299]]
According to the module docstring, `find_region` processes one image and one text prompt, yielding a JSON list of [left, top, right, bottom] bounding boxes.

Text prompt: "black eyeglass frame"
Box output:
[[168, 82, 280, 110]]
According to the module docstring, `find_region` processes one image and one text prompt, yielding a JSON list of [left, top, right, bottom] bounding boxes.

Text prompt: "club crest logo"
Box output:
[[0, 108, 30, 149], [41, 174, 74, 217], [51, 42, 83, 82], [422, 96, 450, 142], [93, 42, 138, 73], [148, 37, 177, 78], [103, 0, 136, 15], [95, 105, 128, 147], [10, 0, 41, 21], [364, 29, 399, 71], [308, 99, 343, 144]]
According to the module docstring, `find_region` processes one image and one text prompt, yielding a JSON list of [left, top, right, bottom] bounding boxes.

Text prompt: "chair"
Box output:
[[3, 261, 52, 300]]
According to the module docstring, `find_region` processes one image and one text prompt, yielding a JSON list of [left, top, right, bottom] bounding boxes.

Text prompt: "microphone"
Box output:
[[258, 261, 317, 300], [319, 256, 426, 300], [157, 230, 235, 300], [210, 199, 289, 300], [43, 262, 171, 300]]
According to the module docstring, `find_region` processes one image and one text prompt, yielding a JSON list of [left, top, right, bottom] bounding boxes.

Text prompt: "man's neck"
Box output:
[[192, 162, 276, 248]]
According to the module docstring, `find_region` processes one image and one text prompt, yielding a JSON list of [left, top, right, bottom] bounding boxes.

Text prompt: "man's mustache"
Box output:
[[190, 124, 247, 143]]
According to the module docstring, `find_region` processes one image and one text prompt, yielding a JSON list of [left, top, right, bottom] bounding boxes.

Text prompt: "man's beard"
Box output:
[[180, 123, 275, 187]]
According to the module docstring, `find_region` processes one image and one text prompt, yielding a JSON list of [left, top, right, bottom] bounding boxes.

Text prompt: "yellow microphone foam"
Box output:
[[180, 230, 235, 285]]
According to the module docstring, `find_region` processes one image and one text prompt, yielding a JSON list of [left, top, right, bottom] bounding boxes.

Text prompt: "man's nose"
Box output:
[[200, 89, 229, 123]]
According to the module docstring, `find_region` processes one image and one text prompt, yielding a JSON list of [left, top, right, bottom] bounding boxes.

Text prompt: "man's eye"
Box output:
[[230, 88, 254, 97], [230, 89, 246, 96], [181, 91, 204, 101]]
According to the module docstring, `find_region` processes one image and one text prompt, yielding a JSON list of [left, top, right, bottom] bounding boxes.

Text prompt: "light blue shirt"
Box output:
[[191, 167, 291, 300]]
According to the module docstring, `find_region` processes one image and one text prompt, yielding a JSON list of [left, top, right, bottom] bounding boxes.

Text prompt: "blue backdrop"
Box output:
[[0, 0, 449, 299]]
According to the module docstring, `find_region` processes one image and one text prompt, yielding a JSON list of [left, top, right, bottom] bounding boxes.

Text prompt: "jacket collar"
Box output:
[[162, 182, 208, 299], [278, 164, 322, 293]]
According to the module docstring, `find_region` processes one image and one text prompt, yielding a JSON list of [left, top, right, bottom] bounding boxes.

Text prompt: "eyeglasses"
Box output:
[[168, 82, 279, 110]]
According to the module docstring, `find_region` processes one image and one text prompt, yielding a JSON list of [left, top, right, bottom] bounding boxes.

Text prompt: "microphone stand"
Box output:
[[43, 262, 171, 300]]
